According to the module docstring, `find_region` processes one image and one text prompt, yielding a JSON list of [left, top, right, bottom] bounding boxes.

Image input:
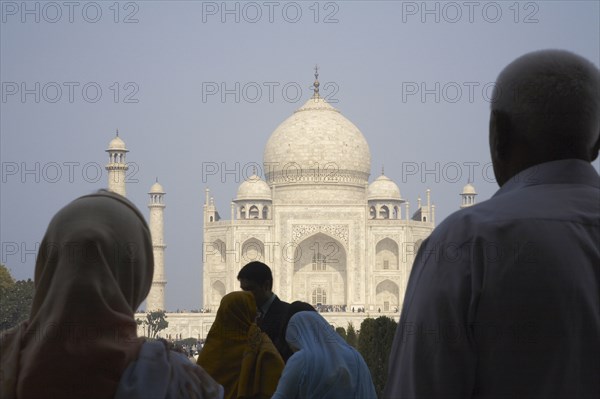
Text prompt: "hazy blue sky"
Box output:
[[1, 1, 598, 311]]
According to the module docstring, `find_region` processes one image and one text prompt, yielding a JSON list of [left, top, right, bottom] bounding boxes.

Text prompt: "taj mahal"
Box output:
[[105, 71, 477, 339]]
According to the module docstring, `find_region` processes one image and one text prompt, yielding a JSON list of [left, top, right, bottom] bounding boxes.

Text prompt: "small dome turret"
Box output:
[[368, 174, 401, 201], [460, 183, 477, 208], [149, 181, 165, 194], [107, 135, 127, 151], [462, 183, 476, 195], [236, 174, 271, 201]]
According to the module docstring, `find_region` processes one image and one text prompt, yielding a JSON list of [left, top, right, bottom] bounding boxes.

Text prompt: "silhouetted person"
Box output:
[[277, 301, 317, 362], [0, 190, 222, 399], [383, 49, 600, 398], [272, 311, 377, 399], [197, 291, 284, 399], [238, 261, 290, 358]]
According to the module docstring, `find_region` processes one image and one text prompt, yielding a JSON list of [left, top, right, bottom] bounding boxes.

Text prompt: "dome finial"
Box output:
[[155, 177, 158, 183], [253, 165, 257, 175], [116, 128, 119, 137], [312, 64, 320, 98], [381, 165, 385, 175]]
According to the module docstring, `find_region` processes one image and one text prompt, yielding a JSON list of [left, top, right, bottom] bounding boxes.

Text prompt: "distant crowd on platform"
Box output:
[[171, 303, 380, 315], [148, 306, 369, 315], [1, 49, 599, 399], [314, 304, 345, 312]]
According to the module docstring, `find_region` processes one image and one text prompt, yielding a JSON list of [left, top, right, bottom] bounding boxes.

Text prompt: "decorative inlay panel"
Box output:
[[292, 224, 349, 244]]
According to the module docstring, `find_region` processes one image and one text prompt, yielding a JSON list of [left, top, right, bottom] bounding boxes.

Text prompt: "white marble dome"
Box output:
[[368, 174, 402, 200], [263, 96, 371, 185], [149, 181, 165, 194], [462, 183, 477, 195], [108, 135, 127, 151], [236, 174, 271, 200]]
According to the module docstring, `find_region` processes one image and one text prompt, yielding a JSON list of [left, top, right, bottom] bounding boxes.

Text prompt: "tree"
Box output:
[[0, 264, 35, 332], [358, 316, 398, 397], [0, 264, 14, 292], [335, 326, 347, 340], [136, 310, 169, 338], [346, 322, 358, 348]]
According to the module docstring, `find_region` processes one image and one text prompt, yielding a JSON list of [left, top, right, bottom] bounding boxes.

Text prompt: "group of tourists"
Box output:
[[0, 49, 598, 398], [196, 261, 377, 399]]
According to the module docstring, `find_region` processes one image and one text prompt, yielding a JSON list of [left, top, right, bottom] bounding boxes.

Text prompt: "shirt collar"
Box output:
[[493, 159, 599, 198], [260, 293, 276, 316]]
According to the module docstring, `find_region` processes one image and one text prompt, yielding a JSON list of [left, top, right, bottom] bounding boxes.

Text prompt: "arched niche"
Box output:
[[376, 238, 399, 270]]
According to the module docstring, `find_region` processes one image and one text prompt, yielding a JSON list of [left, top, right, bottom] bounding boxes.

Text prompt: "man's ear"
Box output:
[[490, 109, 512, 162], [264, 279, 273, 292]]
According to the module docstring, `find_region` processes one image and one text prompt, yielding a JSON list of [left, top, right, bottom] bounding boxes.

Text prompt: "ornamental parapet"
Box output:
[[367, 219, 434, 227], [105, 163, 129, 170], [234, 219, 273, 225], [265, 169, 369, 186]]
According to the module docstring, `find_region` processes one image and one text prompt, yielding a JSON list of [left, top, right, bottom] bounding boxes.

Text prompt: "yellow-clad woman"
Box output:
[[198, 291, 284, 399]]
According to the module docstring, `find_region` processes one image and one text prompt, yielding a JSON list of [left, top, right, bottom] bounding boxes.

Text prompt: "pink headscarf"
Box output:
[[1, 190, 154, 399]]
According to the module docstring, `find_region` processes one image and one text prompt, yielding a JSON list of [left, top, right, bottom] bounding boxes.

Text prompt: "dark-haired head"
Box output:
[[279, 301, 316, 361], [237, 261, 273, 286], [237, 261, 274, 307]]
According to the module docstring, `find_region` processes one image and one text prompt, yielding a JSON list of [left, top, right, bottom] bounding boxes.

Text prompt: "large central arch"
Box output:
[[292, 232, 347, 306]]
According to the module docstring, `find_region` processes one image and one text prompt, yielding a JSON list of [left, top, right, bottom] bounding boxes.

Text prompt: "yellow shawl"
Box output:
[[198, 291, 284, 399]]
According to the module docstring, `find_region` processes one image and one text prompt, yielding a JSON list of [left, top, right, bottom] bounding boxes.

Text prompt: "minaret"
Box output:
[[204, 188, 219, 223], [105, 130, 129, 197], [426, 188, 432, 222], [147, 179, 166, 311], [460, 183, 477, 208]]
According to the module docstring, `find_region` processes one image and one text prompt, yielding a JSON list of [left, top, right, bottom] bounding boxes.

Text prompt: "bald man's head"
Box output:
[[489, 50, 600, 186]]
